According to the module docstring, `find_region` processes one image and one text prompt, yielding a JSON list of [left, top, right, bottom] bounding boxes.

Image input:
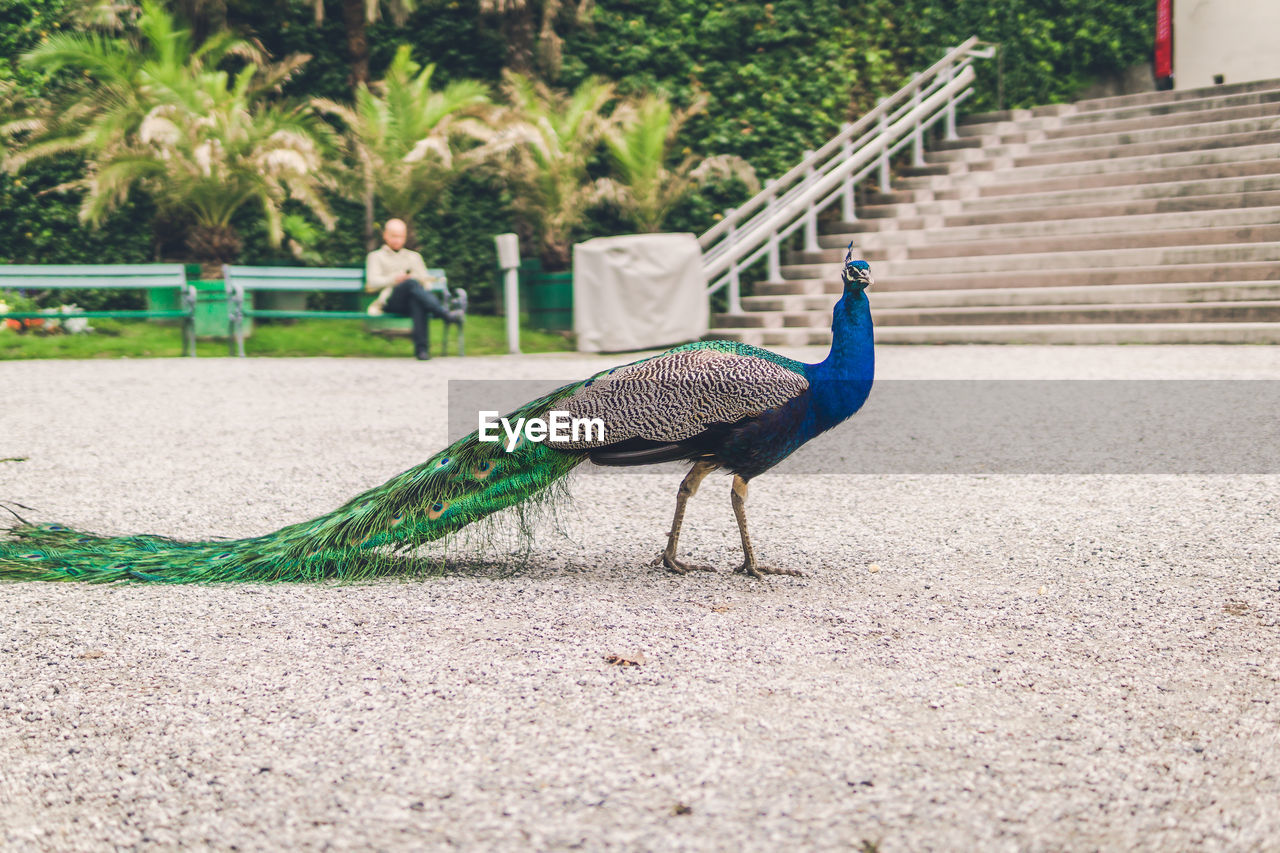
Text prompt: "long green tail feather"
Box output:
[[0, 384, 588, 583]]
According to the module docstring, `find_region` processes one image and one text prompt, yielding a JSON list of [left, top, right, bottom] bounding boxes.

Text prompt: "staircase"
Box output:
[[713, 76, 1280, 345]]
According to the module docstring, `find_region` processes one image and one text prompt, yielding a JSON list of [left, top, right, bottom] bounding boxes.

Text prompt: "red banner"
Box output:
[[1155, 0, 1173, 80]]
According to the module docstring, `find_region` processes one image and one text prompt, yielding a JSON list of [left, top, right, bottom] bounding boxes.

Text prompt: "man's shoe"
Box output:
[[415, 349, 431, 361]]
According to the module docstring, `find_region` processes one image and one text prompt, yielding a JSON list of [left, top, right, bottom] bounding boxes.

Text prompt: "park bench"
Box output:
[[222, 265, 467, 358], [0, 264, 197, 356]]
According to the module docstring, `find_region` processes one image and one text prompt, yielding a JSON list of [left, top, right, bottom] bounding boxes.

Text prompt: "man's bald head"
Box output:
[[383, 218, 408, 251]]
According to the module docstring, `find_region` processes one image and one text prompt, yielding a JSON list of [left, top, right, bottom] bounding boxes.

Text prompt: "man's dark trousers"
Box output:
[[384, 278, 452, 358]]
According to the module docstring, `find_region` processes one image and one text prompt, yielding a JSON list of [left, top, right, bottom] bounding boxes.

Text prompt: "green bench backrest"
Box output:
[[223, 265, 448, 293], [0, 264, 188, 289]]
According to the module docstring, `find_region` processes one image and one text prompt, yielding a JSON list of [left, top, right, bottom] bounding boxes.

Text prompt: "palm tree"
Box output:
[[501, 71, 615, 270], [600, 93, 758, 233], [315, 44, 492, 247], [5, 1, 335, 266]]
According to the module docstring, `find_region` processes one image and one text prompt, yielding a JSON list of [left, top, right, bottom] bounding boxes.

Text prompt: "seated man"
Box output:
[[365, 218, 462, 360]]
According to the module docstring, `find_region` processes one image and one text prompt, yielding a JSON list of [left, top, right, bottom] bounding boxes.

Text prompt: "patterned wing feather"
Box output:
[[552, 348, 809, 449]]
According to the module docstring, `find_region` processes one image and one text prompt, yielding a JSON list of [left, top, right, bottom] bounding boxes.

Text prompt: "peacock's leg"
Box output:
[[731, 475, 802, 579], [654, 460, 718, 574]]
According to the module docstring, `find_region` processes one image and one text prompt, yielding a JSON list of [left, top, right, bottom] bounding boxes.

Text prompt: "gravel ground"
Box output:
[[1, 345, 1278, 851]]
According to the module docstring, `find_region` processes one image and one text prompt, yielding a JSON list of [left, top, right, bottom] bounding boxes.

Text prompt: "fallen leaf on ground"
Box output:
[[604, 651, 646, 666]]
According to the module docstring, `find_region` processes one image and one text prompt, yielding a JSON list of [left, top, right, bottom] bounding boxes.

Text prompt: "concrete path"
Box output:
[[1, 346, 1278, 850]]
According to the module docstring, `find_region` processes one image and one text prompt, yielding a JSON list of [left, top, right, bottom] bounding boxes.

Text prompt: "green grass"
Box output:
[[0, 315, 574, 359]]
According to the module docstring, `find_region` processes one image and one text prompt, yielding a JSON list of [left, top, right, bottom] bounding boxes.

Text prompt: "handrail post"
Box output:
[[840, 123, 857, 221], [877, 108, 891, 193], [945, 64, 959, 140], [764, 180, 781, 280], [803, 151, 819, 252], [726, 211, 742, 314], [911, 83, 925, 166]]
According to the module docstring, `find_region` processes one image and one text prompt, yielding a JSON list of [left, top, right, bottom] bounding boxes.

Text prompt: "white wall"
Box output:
[[1175, 0, 1280, 89]]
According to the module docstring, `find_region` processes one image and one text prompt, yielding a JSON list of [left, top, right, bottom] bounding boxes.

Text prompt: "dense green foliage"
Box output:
[[1, 0, 1154, 312], [895, 0, 1152, 113]]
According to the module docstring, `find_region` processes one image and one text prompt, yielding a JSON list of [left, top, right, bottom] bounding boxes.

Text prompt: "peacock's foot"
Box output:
[[734, 561, 804, 579], [652, 553, 717, 575]]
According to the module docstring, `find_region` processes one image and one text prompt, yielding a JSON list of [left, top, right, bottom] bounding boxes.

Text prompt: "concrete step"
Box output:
[[868, 281, 1280, 309], [717, 300, 1280, 331], [1059, 87, 1280, 126], [900, 223, 1280, 262], [951, 140, 1280, 186], [870, 241, 1280, 277], [754, 278, 843, 297], [746, 281, 1280, 313], [929, 136, 984, 152], [710, 322, 1280, 346], [958, 90, 1280, 139], [803, 224, 1280, 264], [873, 260, 1280, 291], [1037, 100, 1280, 143], [932, 189, 1280, 229], [960, 77, 1280, 122], [821, 188, 1280, 232], [872, 301, 1280, 327], [970, 151, 1280, 199], [870, 322, 1280, 345], [933, 173, 1280, 216], [1011, 121, 1280, 165], [926, 123, 1280, 174], [927, 118, 1280, 168], [1067, 76, 1280, 114], [898, 162, 960, 178], [823, 206, 1280, 250], [957, 102, 1280, 151]]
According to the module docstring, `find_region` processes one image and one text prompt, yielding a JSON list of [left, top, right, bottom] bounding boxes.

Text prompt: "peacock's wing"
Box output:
[[551, 347, 808, 452]]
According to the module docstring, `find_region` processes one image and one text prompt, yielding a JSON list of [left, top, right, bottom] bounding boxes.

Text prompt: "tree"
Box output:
[[315, 43, 493, 247], [600, 92, 756, 233], [328, 0, 416, 88], [62, 0, 417, 89], [5, 1, 336, 266], [501, 71, 614, 269], [479, 0, 590, 80]]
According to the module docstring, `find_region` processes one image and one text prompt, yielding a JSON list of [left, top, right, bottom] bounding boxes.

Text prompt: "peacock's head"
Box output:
[[841, 244, 873, 292]]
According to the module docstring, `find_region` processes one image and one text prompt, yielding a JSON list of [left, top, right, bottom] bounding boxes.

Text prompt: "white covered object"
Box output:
[[573, 233, 708, 353]]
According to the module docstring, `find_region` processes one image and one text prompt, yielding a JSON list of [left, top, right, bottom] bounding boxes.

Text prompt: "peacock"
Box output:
[[0, 250, 874, 583]]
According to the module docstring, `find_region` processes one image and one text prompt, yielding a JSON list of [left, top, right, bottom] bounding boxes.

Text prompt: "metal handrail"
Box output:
[[701, 37, 990, 313]]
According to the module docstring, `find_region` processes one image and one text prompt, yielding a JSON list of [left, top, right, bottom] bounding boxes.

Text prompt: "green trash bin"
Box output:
[[146, 263, 202, 325], [526, 269, 573, 332], [192, 279, 244, 338]]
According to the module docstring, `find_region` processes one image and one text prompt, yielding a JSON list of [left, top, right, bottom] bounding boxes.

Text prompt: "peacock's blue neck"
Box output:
[[804, 289, 875, 433]]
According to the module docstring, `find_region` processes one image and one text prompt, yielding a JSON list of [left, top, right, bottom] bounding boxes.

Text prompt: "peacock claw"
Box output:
[[653, 553, 717, 575], [734, 561, 804, 579]]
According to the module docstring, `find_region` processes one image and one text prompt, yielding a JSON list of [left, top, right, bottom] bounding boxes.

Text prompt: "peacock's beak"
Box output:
[[844, 267, 873, 291]]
